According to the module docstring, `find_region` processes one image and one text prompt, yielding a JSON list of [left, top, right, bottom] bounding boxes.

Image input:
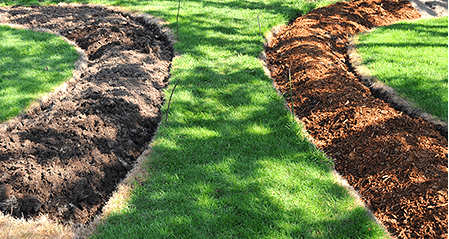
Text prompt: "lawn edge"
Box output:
[[0, 23, 90, 239], [260, 23, 394, 239], [347, 27, 448, 139], [0, 23, 88, 126], [86, 13, 394, 239]]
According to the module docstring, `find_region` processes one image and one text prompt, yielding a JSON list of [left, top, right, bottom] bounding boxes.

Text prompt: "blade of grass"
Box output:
[[176, 0, 181, 39], [257, 14, 266, 43]]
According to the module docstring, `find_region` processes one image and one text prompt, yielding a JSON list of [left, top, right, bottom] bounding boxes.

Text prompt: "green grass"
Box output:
[[0, 25, 79, 122], [2, 0, 389, 238], [356, 17, 448, 121]]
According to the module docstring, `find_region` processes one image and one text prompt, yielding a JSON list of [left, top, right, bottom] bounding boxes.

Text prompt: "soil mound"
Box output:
[[0, 4, 173, 223], [265, 0, 447, 238]]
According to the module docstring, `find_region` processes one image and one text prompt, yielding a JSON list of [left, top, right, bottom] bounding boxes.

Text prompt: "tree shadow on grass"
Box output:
[[95, 66, 386, 238]]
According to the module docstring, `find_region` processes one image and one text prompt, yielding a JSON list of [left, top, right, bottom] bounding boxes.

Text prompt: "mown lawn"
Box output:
[[0, 25, 79, 122], [92, 0, 388, 237], [356, 16, 448, 121]]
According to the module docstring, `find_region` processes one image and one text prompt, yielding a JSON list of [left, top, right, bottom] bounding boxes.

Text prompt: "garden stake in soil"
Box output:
[[288, 60, 294, 115], [176, 0, 181, 38], [165, 78, 180, 124], [257, 14, 266, 43]]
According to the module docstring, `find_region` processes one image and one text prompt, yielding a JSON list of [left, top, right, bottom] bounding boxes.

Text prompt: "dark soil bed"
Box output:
[[0, 4, 173, 224], [265, 0, 447, 238]]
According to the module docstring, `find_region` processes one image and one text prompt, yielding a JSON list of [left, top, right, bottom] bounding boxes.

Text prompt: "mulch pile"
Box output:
[[265, 0, 448, 238], [0, 4, 173, 223]]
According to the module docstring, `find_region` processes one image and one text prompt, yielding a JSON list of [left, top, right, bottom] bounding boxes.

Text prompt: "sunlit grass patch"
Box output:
[[356, 17, 448, 121], [0, 25, 79, 122]]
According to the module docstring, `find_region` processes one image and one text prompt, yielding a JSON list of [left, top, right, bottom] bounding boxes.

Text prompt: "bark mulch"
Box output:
[[0, 4, 173, 224], [265, 0, 447, 238]]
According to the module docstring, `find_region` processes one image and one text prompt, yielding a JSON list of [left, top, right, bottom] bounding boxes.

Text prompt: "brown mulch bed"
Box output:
[[0, 4, 173, 224], [265, 0, 448, 238]]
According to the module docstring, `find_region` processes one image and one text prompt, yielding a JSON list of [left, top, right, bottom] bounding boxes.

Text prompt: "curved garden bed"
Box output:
[[0, 4, 173, 224], [265, 0, 447, 237]]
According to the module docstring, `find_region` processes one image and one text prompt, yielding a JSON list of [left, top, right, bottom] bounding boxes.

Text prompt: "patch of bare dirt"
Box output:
[[265, 0, 448, 238], [0, 4, 173, 224]]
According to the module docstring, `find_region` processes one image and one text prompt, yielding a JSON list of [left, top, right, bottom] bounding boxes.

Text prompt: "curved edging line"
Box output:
[[264, 0, 447, 237], [347, 36, 448, 139], [0, 24, 88, 131], [0, 3, 174, 230]]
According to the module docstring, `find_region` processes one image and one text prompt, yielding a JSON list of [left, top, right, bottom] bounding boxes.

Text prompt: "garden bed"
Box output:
[[265, 0, 448, 238], [0, 4, 173, 224]]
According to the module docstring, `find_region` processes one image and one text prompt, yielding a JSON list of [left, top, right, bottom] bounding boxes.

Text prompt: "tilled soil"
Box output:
[[0, 4, 173, 223], [265, 0, 447, 238]]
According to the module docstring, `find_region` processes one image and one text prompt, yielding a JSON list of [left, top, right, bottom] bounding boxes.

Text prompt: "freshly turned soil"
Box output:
[[265, 0, 447, 238], [0, 4, 173, 224]]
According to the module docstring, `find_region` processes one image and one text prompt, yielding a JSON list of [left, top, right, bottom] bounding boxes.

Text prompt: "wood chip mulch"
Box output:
[[265, 0, 448, 238]]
